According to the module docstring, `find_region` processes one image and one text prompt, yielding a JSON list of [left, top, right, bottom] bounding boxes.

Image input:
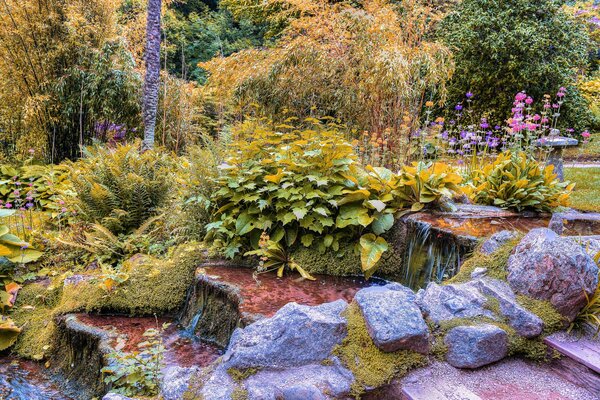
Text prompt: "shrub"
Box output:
[[206, 119, 462, 277], [67, 143, 173, 234], [203, 0, 452, 149], [437, 0, 592, 130], [464, 151, 573, 212], [171, 141, 223, 241], [0, 163, 72, 212]]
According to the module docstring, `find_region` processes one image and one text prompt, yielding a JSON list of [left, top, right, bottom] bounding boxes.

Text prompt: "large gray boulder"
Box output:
[[354, 285, 429, 353], [444, 324, 508, 369], [243, 358, 354, 399], [468, 278, 544, 338], [507, 228, 598, 322], [160, 366, 200, 400], [222, 300, 348, 369], [416, 282, 495, 325], [197, 357, 354, 400]]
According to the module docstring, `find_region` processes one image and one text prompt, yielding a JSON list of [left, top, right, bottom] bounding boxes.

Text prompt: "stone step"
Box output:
[[402, 383, 481, 400], [373, 359, 596, 400], [544, 332, 600, 374]]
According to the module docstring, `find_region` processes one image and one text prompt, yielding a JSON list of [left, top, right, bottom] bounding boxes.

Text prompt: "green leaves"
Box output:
[[359, 234, 389, 280], [235, 212, 255, 235], [466, 151, 572, 212], [207, 121, 465, 279]]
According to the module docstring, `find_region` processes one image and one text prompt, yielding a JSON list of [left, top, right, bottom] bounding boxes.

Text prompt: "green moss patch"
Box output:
[[292, 243, 404, 279], [447, 237, 521, 284], [10, 244, 201, 359], [227, 367, 260, 383], [334, 303, 426, 398]]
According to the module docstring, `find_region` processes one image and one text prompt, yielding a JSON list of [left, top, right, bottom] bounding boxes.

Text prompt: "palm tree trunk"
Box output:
[[142, 0, 162, 151]]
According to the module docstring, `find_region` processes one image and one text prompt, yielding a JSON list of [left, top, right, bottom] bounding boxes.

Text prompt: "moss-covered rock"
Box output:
[[447, 237, 521, 284], [10, 243, 202, 360], [291, 243, 404, 280], [333, 303, 427, 398]]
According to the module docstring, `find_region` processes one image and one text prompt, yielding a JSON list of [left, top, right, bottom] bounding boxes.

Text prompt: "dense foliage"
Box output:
[[202, 0, 453, 151], [67, 143, 172, 234], [465, 151, 573, 212], [438, 0, 592, 130], [206, 120, 462, 277], [0, 0, 141, 162]]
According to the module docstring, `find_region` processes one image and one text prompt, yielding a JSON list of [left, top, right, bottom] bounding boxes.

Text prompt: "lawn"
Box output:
[[564, 137, 600, 162], [565, 167, 600, 212]]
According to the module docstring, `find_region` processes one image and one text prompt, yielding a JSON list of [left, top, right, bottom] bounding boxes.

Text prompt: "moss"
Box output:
[[320, 358, 334, 366], [10, 283, 60, 359], [10, 244, 201, 360], [517, 295, 566, 333], [447, 237, 521, 284], [231, 387, 249, 400], [291, 243, 404, 279], [333, 303, 427, 398], [227, 367, 260, 383]]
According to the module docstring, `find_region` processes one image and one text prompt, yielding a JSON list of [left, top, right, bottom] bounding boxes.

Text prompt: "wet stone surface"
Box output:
[[410, 213, 550, 239], [198, 265, 385, 318], [75, 314, 223, 368], [0, 356, 72, 400]]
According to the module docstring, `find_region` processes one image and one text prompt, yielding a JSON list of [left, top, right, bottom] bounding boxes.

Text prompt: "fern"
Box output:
[[68, 142, 172, 234]]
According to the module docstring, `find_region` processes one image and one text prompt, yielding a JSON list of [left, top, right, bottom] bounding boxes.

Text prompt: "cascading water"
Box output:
[[402, 221, 462, 289]]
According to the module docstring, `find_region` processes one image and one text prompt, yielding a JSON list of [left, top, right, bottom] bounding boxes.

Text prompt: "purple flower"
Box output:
[[455, 104, 463, 111], [26, 202, 34, 209], [5, 203, 12, 209], [466, 92, 474, 99]]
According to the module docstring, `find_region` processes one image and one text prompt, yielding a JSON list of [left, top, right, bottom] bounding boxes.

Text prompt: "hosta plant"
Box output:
[[396, 162, 463, 211], [465, 151, 573, 212], [0, 210, 43, 310], [206, 120, 463, 278]]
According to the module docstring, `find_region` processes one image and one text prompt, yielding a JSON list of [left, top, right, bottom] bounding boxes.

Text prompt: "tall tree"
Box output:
[[143, 0, 162, 150]]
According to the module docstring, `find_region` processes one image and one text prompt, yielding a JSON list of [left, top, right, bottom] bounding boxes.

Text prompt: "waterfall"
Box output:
[[402, 221, 462, 289]]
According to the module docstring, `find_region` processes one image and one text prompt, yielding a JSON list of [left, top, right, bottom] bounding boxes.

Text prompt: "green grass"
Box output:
[[565, 167, 600, 212], [564, 137, 600, 161]]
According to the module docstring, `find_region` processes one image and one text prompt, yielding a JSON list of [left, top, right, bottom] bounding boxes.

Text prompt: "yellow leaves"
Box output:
[[265, 168, 285, 184]]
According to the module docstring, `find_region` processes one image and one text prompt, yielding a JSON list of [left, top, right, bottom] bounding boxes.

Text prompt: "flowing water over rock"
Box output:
[[73, 314, 223, 368], [0, 356, 72, 400]]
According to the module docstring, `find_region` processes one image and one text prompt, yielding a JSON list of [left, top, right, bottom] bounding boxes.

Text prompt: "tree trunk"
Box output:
[[142, 0, 162, 151]]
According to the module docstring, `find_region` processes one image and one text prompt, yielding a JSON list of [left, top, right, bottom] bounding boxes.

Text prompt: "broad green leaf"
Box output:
[[372, 214, 394, 235], [7, 249, 43, 264], [411, 202, 425, 212], [359, 234, 389, 279], [235, 212, 255, 236], [301, 234, 314, 247], [0, 317, 21, 351], [368, 200, 386, 212]]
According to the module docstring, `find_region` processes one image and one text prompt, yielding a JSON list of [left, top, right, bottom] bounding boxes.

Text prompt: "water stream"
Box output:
[[0, 356, 72, 400], [403, 221, 462, 289]]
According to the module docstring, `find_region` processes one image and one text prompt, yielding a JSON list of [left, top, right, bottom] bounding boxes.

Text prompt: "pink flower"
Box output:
[[515, 92, 527, 101], [525, 97, 534, 105], [582, 131, 591, 138]]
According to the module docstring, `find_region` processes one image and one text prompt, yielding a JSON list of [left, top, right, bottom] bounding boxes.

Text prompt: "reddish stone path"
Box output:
[[398, 358, 596, 400]]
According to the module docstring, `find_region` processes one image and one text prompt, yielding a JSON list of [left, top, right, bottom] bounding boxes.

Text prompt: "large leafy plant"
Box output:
[[206, 120, 462, 278], [465, 151, 573, 212]]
